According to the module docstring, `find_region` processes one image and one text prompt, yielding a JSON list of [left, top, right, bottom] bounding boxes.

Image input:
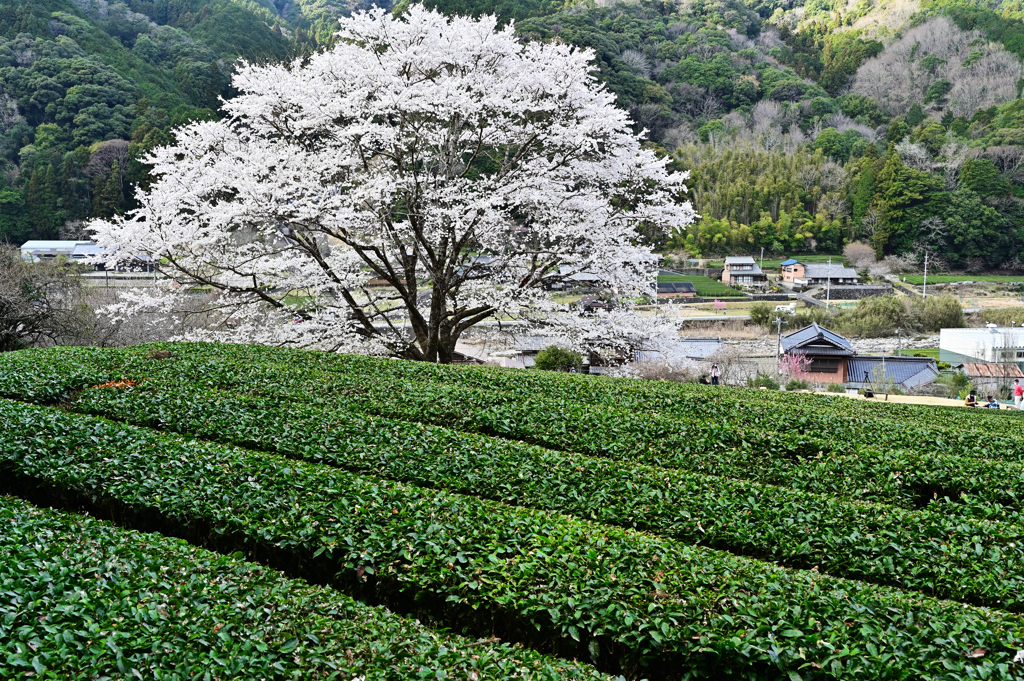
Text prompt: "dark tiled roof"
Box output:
[[781, 323, 854, 355], [847, 356, 939, 389], [657, 282, 697, 294], [788, 346, 854, 356]]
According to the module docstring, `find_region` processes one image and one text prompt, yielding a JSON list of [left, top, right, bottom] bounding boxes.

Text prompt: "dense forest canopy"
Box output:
[[3, 0, 1024, 270]]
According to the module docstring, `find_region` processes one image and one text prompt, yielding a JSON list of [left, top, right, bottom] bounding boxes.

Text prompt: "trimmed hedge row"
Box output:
[[191, 342, 1024, 459], [0, 495, 606, 680], [3, 399, 1024, 679], [60, 383, 1024, 611], [1, 343, 1019, 464], [4, 345, 1024, 518]]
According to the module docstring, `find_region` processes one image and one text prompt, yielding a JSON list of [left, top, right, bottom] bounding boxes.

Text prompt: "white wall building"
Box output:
[[940, 326, 1024, 365], [20, 240, 95, 260]]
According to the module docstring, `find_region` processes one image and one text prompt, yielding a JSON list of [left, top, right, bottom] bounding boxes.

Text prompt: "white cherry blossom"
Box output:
[[91, 6, 695, 361]]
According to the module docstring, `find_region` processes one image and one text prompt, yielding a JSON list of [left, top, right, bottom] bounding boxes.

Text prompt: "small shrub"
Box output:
[[749, 302, 775, 328], [982, 308, 1024, 327], [827, 383, 846, 393], [747, 374, 780, 390], [785, 379, 811, 391], [534, 346, 583, 372]]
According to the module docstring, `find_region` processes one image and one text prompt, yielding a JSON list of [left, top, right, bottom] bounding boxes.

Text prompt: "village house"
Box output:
[[780, 322, 855, 383], [781, 323, 939, 389], [779, 259, 859, 290], [720, 256, 767, 286]]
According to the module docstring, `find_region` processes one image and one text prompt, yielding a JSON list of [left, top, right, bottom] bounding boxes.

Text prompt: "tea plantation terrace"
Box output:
[[2, 343, 1024, 679]]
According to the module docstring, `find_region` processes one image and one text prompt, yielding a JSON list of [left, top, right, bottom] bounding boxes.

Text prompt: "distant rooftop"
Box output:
[[802, 263, 859, 279], [847, 356, 939, 389], [781, 322, 854, 355], [20, 240, 94, 251]]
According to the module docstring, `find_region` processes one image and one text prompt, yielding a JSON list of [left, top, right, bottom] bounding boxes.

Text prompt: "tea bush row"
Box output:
[[61, 382, 1024, 611], [2, 399, 1023, 679], [0, 495, 601, 680]]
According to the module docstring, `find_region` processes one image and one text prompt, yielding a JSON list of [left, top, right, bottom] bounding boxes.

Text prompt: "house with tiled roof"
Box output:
[[780, 322, 856, 383], [780, 259, 859, 290], [721, 256, 767, 286], [781, 323, 939, 389]]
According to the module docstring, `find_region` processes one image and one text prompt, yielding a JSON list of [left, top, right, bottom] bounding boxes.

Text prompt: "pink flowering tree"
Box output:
[[778, 353, 813, 382], [89, 7, 695, 362]]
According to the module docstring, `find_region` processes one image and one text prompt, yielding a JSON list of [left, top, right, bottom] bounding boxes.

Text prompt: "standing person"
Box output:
[[709, 362, 721, 386], [1014, 379, 1023, 410]]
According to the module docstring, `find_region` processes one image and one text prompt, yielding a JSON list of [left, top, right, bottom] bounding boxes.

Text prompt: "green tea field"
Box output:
[[2, 343, 1024, 679]]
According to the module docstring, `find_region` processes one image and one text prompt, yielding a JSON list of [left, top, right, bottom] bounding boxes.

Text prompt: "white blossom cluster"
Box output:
[[91, 6, 695, 360]]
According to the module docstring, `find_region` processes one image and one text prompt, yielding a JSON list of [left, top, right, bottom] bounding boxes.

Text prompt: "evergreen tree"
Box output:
[[873, 150, 946, 255], [852, 161, 875, 229], [24, 166, 59, 239], [93, 162, 124, 218]]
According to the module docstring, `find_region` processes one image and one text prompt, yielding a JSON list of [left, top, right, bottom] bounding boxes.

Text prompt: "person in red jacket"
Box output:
[[1014, 379, 1023, 411]]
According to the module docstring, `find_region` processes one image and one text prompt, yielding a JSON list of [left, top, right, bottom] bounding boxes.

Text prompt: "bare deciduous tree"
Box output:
[[620, 49, 651, 78], [895, 138, 932, 171], [843, 241, 877, 269], [85, 139, 130, 190], [985, 146, 1024, 181], [0, 248, 81, 352], [917, 216, 949, 253], [851, 17, 1023, 117], [819, 192, 849, 221]]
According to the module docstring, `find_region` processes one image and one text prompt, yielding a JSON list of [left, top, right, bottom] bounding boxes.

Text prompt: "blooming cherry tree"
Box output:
[[91, 7, 695, 361]]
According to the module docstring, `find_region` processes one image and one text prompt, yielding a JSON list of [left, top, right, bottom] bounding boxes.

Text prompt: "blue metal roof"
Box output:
[[780, 323, 854, 354], [779, 259, 799, 266], [847, 356, 939, 389]]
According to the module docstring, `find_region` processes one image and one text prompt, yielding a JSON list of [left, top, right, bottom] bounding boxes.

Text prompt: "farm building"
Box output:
[[720, 256, 767, 286], [782, 323, 939, 389], [955, 362, 1024, 396], [20, 240, 95, 260]]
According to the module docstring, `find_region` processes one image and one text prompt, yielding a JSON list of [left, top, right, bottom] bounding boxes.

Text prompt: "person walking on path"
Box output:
[[709, 362, 721, 386], [1014, 379, 1023, 410]]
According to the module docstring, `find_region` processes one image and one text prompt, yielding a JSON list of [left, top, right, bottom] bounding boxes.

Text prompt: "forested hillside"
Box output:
[[3, 0, 1024, 270]]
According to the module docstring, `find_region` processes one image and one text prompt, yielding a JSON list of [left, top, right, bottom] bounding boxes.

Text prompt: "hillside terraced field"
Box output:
[[2, 343, 1024, 679]]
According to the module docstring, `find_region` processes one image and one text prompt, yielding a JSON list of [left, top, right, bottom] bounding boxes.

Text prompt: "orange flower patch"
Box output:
[[91, 379, 138, 390]]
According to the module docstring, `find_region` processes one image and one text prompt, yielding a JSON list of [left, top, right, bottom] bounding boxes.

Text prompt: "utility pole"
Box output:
[[825, 257, 832, 309], [760, 247, 764, 272], [923, 253, 928, 299], [774, 316, 788, 357], [896, 328, 901, 357]]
